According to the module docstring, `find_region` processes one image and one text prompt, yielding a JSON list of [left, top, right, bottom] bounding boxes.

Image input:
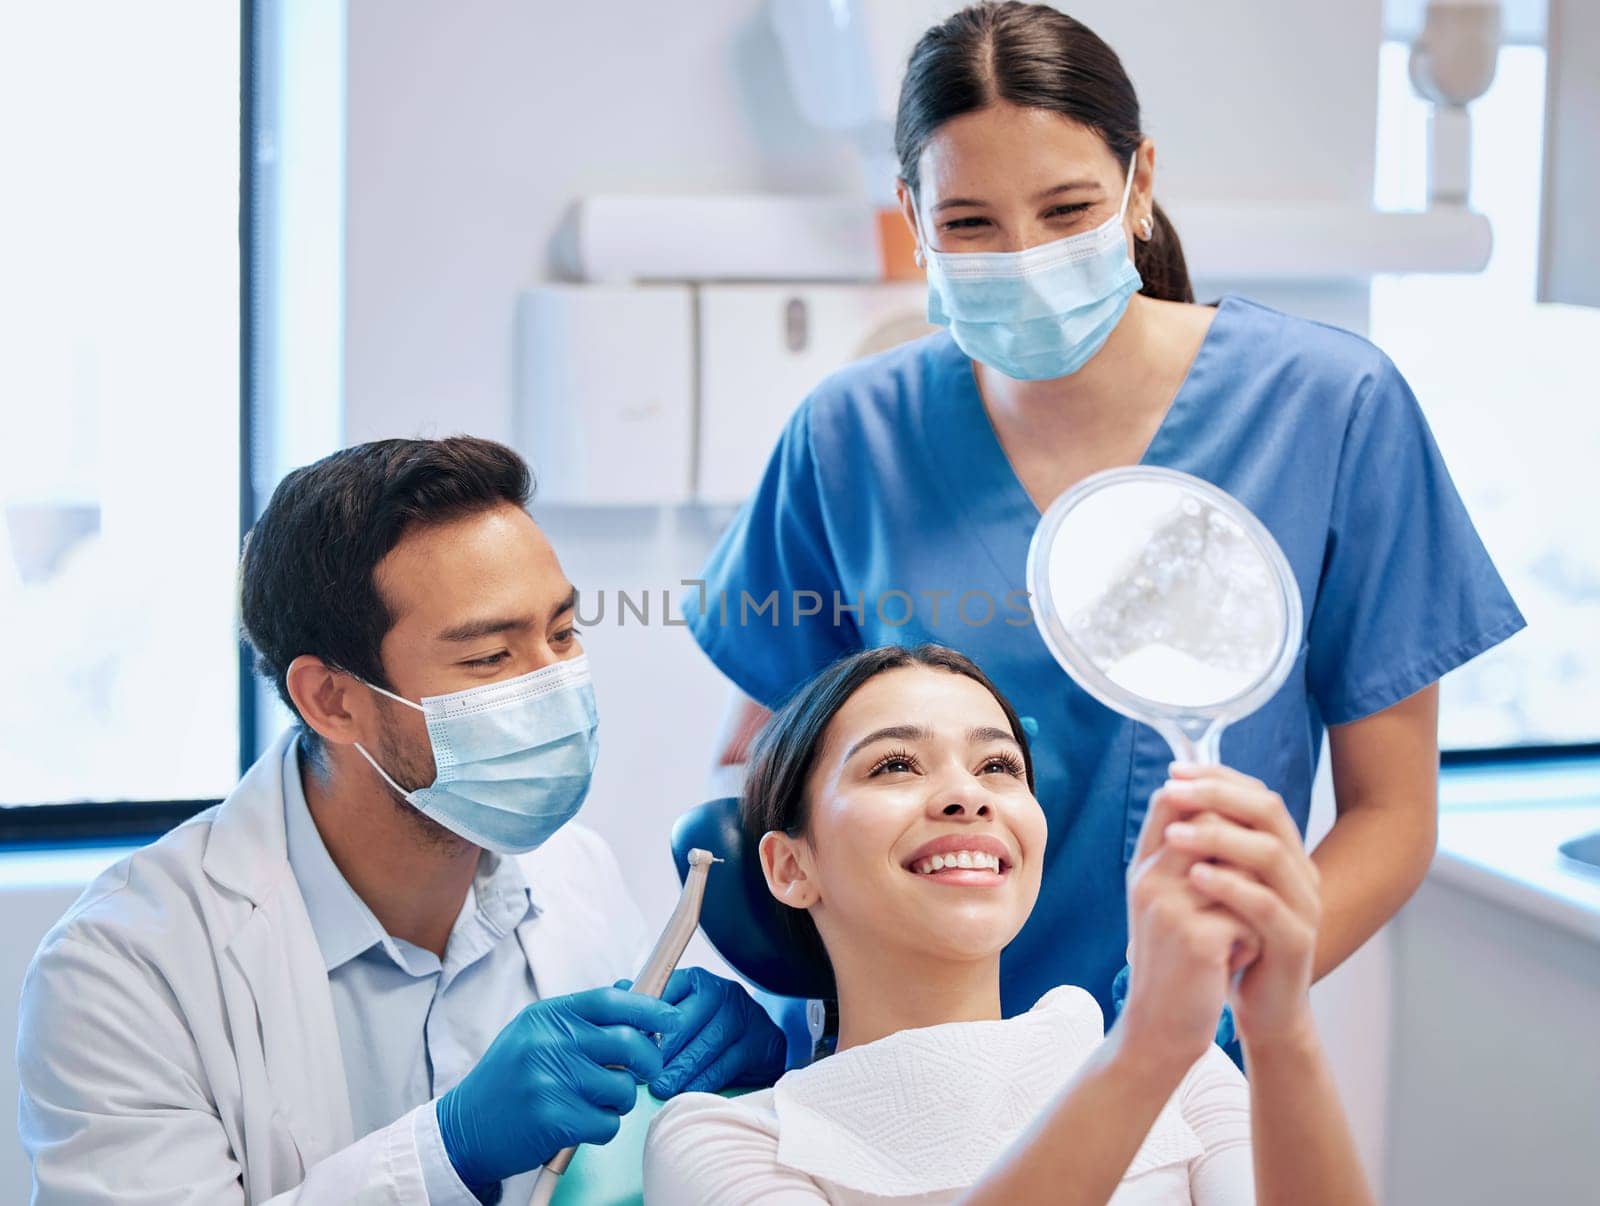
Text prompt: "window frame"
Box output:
[[1442, 742, 1600, 769]]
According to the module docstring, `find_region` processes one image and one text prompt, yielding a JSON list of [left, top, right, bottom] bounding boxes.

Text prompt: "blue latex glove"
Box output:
[[436, 986, 681, 1190], [636, 967, 788, 1097]]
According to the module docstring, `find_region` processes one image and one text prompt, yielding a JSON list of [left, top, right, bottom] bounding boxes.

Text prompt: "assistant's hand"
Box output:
[[1119, 780, 1256, 1073], [641, 967, 787, 1097], [1158, 763, 1321, 1048], [436, 986, 681, 1189]]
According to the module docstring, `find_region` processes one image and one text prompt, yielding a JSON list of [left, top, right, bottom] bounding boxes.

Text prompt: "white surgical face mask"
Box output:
[[920, 152, 1142, 381], [353, 654, 599, 854]]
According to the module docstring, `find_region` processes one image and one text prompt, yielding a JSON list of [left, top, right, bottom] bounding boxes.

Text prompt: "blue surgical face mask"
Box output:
[[921, 153, 1142, 381], [353, 654, 599, 855]]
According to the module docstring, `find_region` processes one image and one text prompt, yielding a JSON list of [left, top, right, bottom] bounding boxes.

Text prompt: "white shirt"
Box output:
[[17, 729, 649, 1205], [644, 986, 1252, 1205]]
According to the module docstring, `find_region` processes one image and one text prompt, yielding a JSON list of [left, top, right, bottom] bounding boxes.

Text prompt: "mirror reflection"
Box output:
[[1043, 476, 1284, 710], [1028, 467, 1304, 768]]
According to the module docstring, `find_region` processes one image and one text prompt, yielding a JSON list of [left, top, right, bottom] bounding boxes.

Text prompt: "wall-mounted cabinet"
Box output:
[[517, 282, 928, 506], [516, 285, 695, 504]]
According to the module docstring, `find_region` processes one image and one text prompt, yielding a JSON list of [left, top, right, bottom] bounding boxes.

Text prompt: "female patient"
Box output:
[[644, 645, 1371, 1204]]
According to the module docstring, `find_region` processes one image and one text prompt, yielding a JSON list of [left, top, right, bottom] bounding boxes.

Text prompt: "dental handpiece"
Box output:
[[528, 848, 721, 1206]]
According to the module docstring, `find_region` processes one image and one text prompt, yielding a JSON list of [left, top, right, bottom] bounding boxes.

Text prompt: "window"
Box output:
[[0, 4, 243, 811], [1371, 40, 1600, 752], [0, 1, 342, 841]]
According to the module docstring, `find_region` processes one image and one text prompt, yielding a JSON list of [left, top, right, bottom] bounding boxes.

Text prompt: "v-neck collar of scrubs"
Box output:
[[919, 295, 1237, 589], [282, 737, 535, 981]]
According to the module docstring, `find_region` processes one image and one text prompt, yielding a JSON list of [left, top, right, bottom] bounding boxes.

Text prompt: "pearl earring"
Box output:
[[1138, 215, 1154, 241]]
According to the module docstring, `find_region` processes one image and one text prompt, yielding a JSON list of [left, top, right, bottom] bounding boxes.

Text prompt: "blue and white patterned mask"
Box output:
[[354, 654, 599, 854], [922, 154, 1142, 381]]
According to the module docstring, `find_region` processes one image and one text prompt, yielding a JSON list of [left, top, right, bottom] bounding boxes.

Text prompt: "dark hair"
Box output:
[[741, 644, 1036, 975], [240, 436, 533, 758], [895, 1, 1193, 304]]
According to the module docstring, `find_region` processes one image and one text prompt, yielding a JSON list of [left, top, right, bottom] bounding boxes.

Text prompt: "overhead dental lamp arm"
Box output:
[[1409, 1, 1503, 205]]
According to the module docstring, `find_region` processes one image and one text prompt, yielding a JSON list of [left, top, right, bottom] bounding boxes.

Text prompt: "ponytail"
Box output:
[[1135, 201, 1193, 304]]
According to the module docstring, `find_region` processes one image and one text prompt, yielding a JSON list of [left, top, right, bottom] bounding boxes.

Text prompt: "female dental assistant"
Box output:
[[684, 1, 1524, 1027]]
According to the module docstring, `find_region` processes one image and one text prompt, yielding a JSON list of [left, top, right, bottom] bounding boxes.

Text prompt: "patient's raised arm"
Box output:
[[1161, 763, 1374, 1206], [956, 776, 1257, 1205]]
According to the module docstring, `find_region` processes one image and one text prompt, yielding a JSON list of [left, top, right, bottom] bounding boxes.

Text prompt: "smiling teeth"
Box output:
[[912, 851, 1003, 874]]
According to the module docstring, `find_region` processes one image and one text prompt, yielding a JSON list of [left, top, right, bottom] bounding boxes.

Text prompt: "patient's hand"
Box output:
[[1119, 784, 1256, 1073], [1156, 764, 1321, 1050]]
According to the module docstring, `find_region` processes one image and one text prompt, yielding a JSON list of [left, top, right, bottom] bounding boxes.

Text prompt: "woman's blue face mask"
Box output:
[[919, 154, 1142, 381]]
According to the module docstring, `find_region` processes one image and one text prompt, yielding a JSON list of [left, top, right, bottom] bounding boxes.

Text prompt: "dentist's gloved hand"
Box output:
[[435, 987, 681, 1190], [637, 967, 788, 1097]]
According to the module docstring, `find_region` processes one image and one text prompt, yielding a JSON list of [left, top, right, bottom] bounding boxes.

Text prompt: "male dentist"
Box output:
[[17, 437, 785, 1204]]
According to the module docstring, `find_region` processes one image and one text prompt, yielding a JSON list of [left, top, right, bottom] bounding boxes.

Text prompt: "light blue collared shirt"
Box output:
[[283, 738, 540, 1204]]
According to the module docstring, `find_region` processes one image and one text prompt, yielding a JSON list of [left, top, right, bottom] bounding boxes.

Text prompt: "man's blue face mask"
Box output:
[[354, 654, 599, 855], [920, 153, 1142, 381]]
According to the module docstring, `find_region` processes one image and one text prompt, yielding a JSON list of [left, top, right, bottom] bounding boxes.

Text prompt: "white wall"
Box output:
[[342, 0, 1386, 446], [1388, 877, 1600, 1201], [343, 0, 862, 447]]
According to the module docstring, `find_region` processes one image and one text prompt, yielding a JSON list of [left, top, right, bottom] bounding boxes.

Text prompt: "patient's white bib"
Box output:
[[771, 985, 1204, 1197]]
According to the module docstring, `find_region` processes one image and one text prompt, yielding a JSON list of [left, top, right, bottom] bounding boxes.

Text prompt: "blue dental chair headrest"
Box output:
[[671, 797, 835, 1001]]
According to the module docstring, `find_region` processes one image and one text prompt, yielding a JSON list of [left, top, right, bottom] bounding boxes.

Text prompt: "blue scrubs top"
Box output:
[[685, 295, 1525, 1024]]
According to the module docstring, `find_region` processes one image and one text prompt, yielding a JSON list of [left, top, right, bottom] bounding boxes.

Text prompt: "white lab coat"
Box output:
[[16, 731, 650, 1205]]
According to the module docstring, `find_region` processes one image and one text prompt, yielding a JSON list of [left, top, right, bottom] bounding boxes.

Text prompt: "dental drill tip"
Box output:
[[687, 847, 716, 866]]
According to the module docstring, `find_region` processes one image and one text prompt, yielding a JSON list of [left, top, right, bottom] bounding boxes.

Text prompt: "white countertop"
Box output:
[[1432, 759, 1600, 943]]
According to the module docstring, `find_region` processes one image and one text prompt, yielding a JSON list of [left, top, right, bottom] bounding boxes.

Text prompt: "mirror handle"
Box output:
[[1158, 716, 1225, 766]]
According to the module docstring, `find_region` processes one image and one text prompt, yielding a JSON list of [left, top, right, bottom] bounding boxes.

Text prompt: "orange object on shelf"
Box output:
[[876, 206, 923, 281]]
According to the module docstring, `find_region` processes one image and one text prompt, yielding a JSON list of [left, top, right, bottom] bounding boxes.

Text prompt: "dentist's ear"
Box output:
[[895, 177, 924, 262], [759, 830, 819, 909], [1127, 138, 1158, 248], [287, 654, 367, 746]]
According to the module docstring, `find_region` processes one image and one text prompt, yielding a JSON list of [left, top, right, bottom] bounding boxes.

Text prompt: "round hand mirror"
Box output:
[[1025, 466, 1303, 764]]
